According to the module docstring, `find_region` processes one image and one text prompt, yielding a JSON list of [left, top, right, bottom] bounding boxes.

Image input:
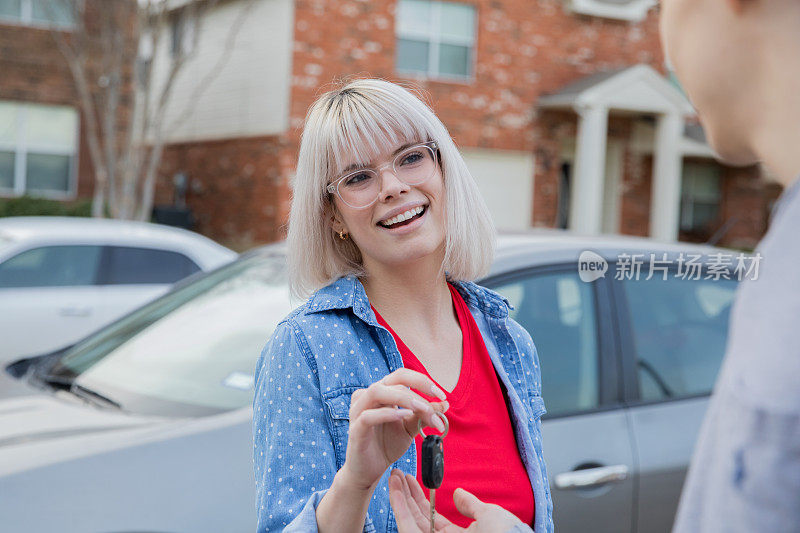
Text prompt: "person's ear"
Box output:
[[326, 203, 348, 235]]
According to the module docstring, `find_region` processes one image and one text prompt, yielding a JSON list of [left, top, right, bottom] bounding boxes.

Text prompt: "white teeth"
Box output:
[[380, 205, 425, 227]]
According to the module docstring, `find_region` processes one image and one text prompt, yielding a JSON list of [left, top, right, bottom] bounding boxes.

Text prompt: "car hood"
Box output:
[[0, 392, 178, 476], [0, 392, 256, 532]]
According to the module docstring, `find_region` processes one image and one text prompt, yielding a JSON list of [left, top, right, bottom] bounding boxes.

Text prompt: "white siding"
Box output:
[[460, 148, 535, 230], [151, 0, 294, 143]]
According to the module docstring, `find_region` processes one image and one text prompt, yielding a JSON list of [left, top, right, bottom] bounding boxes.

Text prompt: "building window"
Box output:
[[0, 0, 76, 28], [395, 0, 476, 80], [0, 101, 79, 198], [680, 161, 721, 233]]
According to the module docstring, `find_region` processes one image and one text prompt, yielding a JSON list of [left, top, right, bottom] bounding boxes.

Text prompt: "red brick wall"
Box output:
[[715, 165, 781, 250], [157, 136, 290, 248], [289, 0, 665, 152], [620, 152, 653, 237]]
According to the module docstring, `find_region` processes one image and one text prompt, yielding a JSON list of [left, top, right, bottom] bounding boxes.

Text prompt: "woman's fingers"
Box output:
[[349, 371, 449, 432], [381, 368, 447, 401], [351, 383, 436, 416], [352, 406, 415, 431]]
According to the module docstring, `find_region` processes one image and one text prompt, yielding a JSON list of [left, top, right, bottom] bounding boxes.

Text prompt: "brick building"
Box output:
[[0, 1, 97, 203], [2, 0, 782, 250]]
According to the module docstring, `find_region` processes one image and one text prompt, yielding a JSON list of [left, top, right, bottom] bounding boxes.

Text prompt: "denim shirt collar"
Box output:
[[306, 274, 513, 323]]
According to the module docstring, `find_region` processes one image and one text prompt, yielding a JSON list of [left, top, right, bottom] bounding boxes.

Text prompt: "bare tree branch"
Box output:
[[47, 0, 108, 217], [48, 0, 255, 222]]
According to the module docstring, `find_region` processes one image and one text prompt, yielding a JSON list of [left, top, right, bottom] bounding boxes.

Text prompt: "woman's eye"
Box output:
[[399, 152, 423, 166], [345, 172, 372, 186]]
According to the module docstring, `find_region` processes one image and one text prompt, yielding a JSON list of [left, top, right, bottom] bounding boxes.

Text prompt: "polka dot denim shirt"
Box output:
[[252, 275, 553, 533]]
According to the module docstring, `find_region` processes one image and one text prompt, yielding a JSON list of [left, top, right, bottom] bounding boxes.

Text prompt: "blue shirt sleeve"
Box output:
[[253, 320, 338, 532]]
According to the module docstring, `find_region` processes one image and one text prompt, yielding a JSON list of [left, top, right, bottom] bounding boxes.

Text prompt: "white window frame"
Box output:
[[565, 0, 656, 22], [395, 0, 477, 83], [0, 0, 77, 30], [0, 101, 80, 200]]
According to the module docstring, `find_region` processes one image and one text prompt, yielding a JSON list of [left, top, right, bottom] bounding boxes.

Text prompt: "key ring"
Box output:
[[417, 411, 449, 439]]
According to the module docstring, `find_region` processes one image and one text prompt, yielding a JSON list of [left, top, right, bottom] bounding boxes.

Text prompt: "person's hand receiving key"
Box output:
[[388, 470, 533, 533]]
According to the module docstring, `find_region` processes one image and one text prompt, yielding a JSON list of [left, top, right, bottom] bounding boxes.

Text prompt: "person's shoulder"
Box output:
[[274, 276, 351, 326], [449, 278, 513, 317]]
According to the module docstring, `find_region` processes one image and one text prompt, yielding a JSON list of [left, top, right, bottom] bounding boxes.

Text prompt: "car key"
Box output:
[[419, 412, 449, 533]]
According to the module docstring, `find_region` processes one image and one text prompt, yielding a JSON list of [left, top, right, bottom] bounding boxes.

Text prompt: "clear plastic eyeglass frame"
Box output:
[[325, 141, 439, 209]]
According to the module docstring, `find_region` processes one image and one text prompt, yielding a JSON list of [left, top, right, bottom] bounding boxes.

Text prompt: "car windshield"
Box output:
[[46, 249, 297, 417]]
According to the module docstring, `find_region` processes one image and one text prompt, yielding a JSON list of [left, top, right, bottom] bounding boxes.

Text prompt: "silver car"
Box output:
[[0, 216, 237, 371], [0, 232, 740, 532]]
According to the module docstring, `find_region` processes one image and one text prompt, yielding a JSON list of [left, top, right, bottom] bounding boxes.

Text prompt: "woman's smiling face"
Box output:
[[329, 140, 447, 274]]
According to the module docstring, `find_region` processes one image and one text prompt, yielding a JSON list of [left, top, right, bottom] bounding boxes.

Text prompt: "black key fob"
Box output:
[[421, 434, 444, 489]]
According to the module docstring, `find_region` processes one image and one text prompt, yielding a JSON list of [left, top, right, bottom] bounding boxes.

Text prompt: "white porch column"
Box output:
[[569, 104, 608, 234], [650, 112, 684, 241]]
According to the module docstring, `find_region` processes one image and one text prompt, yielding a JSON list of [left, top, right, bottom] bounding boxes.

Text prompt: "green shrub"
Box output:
[[0, 196, 93, 218]]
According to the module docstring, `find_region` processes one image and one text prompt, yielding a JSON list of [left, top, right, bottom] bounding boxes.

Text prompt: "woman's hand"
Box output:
[[339, 368, 449, 491], [388, 469, 531, 533]]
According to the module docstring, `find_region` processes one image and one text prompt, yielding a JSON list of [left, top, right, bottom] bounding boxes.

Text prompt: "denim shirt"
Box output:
[[253, 275, 554, 533]]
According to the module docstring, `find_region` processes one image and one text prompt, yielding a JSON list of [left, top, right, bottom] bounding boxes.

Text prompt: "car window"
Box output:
[[621, 275, 737, 401], [491, 271, 600, 416], [48, 252, 296, 416], [0, 245, 102, 288], [102, 246, 200, 285]]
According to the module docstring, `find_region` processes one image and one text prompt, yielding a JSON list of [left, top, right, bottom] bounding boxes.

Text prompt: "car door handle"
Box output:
[[59, 306, 92, 317], [555, 465, 629, 490]]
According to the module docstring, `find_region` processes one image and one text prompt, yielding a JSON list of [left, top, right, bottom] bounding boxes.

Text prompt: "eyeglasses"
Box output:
[[326, 141, 438, 209]]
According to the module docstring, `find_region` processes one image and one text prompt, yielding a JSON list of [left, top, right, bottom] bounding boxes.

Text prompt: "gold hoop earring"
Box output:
[[338, 229, 348, 240]]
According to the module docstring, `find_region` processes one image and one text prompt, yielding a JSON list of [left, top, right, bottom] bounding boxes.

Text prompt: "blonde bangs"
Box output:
[[318, 89, 433, 181]]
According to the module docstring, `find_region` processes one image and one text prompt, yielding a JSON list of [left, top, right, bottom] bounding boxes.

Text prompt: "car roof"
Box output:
[[0, 217, 235, 266], [491, 229, 733, 276], [245, 229, 734, 276]]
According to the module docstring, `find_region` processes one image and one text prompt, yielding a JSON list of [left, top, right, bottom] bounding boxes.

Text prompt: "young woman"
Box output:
[[253, 79, 552, 533]]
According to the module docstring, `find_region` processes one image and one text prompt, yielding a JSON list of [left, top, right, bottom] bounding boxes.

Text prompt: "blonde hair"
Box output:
[[287, 78, 496, 300]]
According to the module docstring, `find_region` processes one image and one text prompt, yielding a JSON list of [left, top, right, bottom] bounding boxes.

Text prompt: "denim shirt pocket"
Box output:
[[322, 386, 360, 469]]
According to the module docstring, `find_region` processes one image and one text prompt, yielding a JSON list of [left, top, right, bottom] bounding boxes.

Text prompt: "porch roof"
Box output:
[[539, 64, 695, 116]]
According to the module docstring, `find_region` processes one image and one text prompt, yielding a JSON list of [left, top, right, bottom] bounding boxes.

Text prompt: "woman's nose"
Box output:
[[377, 167, 410, 202]]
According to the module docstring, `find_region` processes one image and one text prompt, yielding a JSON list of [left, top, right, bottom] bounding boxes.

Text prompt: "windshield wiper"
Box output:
[[70, 383, 123, 410], [38, 374, 122, 410]]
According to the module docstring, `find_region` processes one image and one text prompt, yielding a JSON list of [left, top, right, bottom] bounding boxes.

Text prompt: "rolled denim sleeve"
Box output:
[[253, 320, 337, 532]]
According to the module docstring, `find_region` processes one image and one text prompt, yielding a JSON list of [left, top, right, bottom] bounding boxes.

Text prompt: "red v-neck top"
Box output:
[[371, 283, 534, 527]]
